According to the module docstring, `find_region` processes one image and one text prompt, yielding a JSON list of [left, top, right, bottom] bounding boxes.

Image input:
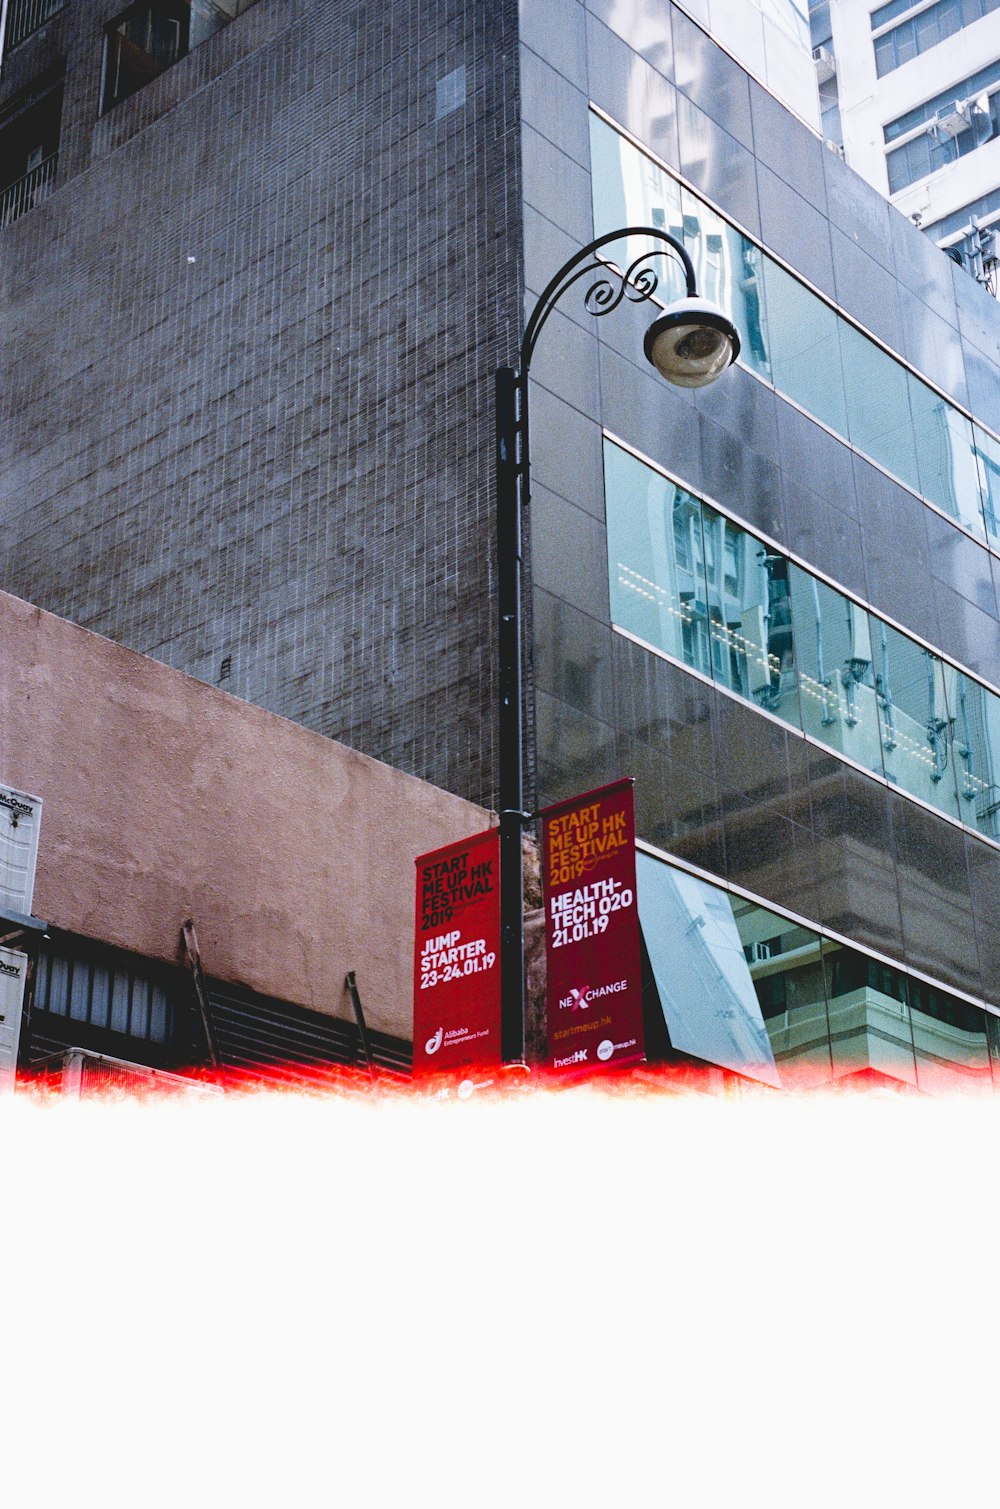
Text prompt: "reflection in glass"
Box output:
[[841, 323, 919, 494], [787, 563, 883, 777], [974, 425, 1000, 543], [909, 974, 995, 1095], [605, 441, 708, 672], [953, 674, 1000, 840], [730, 894, 833, 1088], [678, 188, 771, 379], [909, 378, 985, 538], [588, 116, 688, 305], [636, 852, 781, 1085], [636, 848, 1000, 1095], [589, 112, 999, 542], [823, 945, 918, 1087], [701, 506, 801, 730], [759, 256, 848, 437], [606, 436, 1000, 850], [871, 621, 962, 820]]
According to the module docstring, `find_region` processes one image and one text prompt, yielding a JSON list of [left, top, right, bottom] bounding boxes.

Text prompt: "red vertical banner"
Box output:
[[413, 828, 501, 1075], [541, 779, 645, 1075]]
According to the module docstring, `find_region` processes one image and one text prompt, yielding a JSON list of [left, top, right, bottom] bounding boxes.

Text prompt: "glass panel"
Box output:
[[635, 852, 781, 1085], [589, 115, 688, 306], [840, 323, 919, 493], [874, 34, 895, 76], [678, 187, 772, 380], [759, 255, 849, 436], [871, 620, 962, 820], [604, 439, 709, 672], [974, 425, 1000, 543], [730, 894, 833, 1089], [953, 673, 1000, 839], [909, 975, 996, 1094], [909, 376, 985, 538], [823, 944, 918, 1088], [787, 564, 883, 777], [702, 505, 802, 730]]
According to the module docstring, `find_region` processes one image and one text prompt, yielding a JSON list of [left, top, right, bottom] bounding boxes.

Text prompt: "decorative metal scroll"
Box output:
[[519, 225, 697, 372]]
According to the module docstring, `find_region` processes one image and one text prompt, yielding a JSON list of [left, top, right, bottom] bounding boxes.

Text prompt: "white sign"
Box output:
[[0, 784, 42, 917], [0, 947, 27, 1091]]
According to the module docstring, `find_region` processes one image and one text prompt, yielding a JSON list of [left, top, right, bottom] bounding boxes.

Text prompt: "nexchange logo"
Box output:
[[558, 979, 628, 1011]]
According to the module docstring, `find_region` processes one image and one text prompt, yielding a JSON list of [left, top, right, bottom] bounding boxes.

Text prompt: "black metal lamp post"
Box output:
[[496, 226, 741, 1064]]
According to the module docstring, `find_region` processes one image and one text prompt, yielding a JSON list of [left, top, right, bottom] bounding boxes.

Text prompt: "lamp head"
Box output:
[[643, 296, 740, 388]]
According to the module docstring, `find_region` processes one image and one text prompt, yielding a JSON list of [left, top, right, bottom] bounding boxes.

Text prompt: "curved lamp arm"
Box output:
[[519, 226, 697, 374]]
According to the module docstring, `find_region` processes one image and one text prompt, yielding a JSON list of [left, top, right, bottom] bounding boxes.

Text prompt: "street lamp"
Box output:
[[496, 226, 740, 1064]]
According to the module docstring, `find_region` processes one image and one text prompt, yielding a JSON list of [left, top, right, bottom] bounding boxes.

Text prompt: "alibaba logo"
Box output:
[[425, 1027, 444, 1055]]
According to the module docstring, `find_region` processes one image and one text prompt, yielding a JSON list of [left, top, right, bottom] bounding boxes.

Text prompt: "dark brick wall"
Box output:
[[0, 0, 523, 808]]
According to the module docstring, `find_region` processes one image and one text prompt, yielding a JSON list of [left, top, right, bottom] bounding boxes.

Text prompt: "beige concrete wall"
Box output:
[[0, 592, 491, 1039]]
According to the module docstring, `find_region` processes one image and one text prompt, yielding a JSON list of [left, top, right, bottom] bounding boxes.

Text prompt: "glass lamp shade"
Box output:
[[643, 297, 741, 388]]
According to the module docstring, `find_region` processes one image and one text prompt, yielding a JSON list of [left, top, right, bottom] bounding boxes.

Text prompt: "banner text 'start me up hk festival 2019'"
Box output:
[[413, 828, 501, 1074], [541, 779, 645, 1076]]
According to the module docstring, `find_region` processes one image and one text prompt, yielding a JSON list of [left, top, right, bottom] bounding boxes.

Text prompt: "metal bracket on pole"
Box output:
[[345, 970, 378, 1084], [181, 918, 221, 1069]]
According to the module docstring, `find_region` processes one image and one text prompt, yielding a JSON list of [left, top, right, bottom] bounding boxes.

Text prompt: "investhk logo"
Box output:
[[425, 1027, 443, 1055]]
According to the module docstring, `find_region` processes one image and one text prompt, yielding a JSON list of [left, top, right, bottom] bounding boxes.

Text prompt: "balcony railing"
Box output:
[[0, 152, 56, 226], [3, 0, 66, 55]]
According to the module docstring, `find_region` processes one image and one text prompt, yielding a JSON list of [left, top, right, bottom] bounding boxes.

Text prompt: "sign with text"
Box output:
[[541, 779, 644, 1075], [413, 827, 501, 1074]]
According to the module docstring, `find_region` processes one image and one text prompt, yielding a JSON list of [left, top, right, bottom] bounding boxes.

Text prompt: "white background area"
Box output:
[[2, 1090, 995, 1506]]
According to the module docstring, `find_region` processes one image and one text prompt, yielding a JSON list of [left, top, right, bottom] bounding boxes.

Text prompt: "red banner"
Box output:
[[413, 827, 501, 1074], [541, 779, 645, 1075]]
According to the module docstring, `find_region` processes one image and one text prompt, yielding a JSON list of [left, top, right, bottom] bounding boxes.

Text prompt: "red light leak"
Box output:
[[15, 1056, 991, 1102]]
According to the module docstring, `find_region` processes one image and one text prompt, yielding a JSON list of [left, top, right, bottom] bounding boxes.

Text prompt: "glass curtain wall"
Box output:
[[590, 113, 1000, 548], [606, 437, 1000, 838], [636, 847, 1000, 1092]]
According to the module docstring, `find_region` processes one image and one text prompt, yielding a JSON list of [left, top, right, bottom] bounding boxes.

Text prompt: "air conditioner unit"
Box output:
[[934, 102, 972, 138], [812, 45, 836, 84], [58, 1048, 222, 1100]]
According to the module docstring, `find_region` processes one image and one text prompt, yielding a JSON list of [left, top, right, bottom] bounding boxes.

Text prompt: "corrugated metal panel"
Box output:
[[206, 980, 412, 1081], [33, 942, 186, 1048]]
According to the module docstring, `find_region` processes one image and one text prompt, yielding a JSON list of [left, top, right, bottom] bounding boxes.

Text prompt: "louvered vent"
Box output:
[[206, 979, 412, 1084]]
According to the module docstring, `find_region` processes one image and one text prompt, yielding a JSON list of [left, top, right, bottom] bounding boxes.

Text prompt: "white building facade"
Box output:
[[815, 0, 1000, 279]]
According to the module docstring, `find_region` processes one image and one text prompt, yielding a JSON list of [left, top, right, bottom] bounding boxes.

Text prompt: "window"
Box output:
[[636, 845, 1000, 1092], [102, 0, 257, 112], [0, 67, 63, 227], [605, 436, 1000, 848], [2, 0, 67, 57], [886, 94, 1000, 194], [873, 0, 1000, 78], [590, 111, 997, 551], [883, 57, 1000, 141]]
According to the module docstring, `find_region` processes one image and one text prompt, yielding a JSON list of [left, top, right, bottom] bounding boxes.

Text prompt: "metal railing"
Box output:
[[0, 152, 56, 226], [2, 0, 66, 55]]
